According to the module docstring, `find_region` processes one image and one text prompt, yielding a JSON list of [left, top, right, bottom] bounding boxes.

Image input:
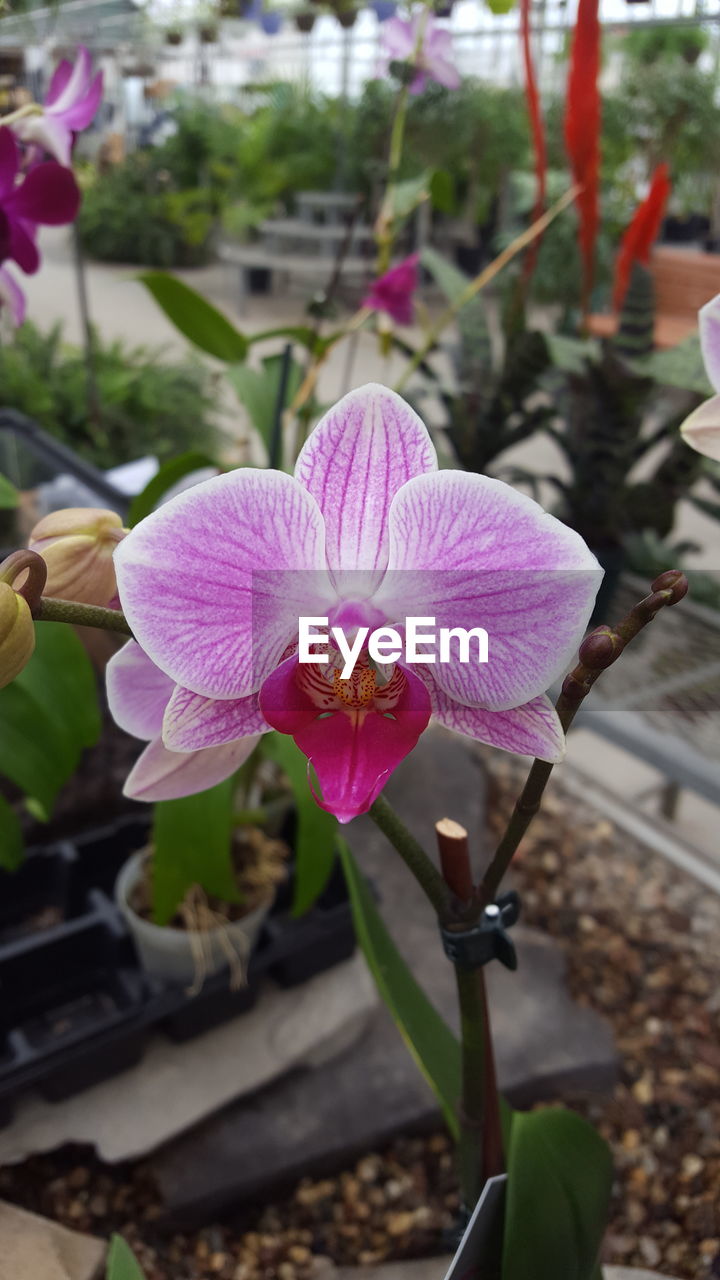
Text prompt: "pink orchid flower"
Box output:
[[0, 126, 80, 277], [680, 294, 720, 462], [111, 385, 601, 823], [363, 253, 419, 326], [13, 46, 103, 168], [107, 640, 263, 803], [376, 14, 460, 95]]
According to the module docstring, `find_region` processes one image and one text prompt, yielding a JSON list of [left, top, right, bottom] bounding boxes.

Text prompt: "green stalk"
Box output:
[[35, 596, 133, 636], [368, 793, 450, 918]]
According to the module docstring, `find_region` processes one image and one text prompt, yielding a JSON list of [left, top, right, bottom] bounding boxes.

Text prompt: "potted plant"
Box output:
[[295, 9, 317, 31], [259, 9, 284, 33], [164, 26, 184, 45]]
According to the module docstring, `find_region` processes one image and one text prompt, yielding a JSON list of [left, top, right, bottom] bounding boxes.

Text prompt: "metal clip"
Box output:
[[440, 891, 521, 971]]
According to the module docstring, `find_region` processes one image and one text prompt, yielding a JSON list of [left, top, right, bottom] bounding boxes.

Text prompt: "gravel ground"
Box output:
[[1, 757, 718, 1280]]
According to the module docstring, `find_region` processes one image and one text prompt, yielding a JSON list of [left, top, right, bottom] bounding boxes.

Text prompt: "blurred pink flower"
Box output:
[[13, 45, 103, 167], [363, 253, 419, 325], [376, 14, 460, 95], [0, 126, 80, 278], [680, 294, 720, 462]]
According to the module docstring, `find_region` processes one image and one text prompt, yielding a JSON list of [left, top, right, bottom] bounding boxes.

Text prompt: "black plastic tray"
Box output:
[[0, 814, 355, 1125]]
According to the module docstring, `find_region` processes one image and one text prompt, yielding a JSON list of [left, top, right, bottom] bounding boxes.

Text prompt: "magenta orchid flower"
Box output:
[[112, 385, 601, 823], [376, 14, 460, 95], [0, 126, 80, 276], [13, 46, 103, 168], [106, 641, 263, 802], [363, 253, 419, 326], [680, 294, 720, 462]]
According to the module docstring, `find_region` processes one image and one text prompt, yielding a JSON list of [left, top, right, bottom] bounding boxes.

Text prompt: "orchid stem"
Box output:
[[479, 571, 689, 906], [368, 793, 450, 918], [393, 185, 581, 394], [0, 103, 43, 126], [35, 597, 133, 637]]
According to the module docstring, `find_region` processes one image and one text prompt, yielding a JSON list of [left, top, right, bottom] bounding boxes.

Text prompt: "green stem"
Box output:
[[0, 103, 43, 126], [479, 572, 689, 907], [35, 596, 133, 636], [394, 185, 580, 394], [368, 793, 450, 918], [455, 966, 488, 1210]]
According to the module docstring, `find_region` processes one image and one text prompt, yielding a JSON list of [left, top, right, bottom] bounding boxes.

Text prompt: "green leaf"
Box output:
[[0, 794, 23, 870], [0, 624, 101, 822], [337, 838, 461, 1137], [429, 169, 456, 215], [106, 1235, 147, 1280], [392, 171, 432, 222], [0, 473, 18, 509], [420, 246, 470, 304], [151, 778, 239, 925], [485, 0, 517, 12], [128, 450, 220, 526], [546, 332, 596, 375], [226, 355, 303, 451], [503, 1107, 613, 1280], [263, 732, 337, 916], [139, 272, 248, 363], [248, 325, 324, 352], [641, 335, 713, 396]]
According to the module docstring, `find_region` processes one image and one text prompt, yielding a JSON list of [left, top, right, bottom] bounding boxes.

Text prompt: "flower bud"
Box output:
[[651, 570, 689, 605], [0, 581, 34, 688], [29, 507, 127, 607]]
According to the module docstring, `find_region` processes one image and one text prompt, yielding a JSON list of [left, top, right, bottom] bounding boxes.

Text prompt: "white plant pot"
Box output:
[[115, 851, 273, 987]]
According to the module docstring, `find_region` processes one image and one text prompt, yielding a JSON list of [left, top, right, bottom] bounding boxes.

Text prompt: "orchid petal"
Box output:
[[376, 470, 602, 710], [424, 671, 565, 762], [62, 71, 104, 131], [0, 128, 18, 199], [680, 392, 720, 462], [14, 115, 73, 167], [380, 16, 415, 57], [48, 45, 92, 115], [0, 267, 25, 325], [106, 640, 174, 741], [8, 220, 39, 274], [46, 59, 74, 108], [163, 685, 270, 752], [114, 467, 333, 700], [259, 655, 431, 823], [7, 162, 80, 225], [124, 734, 259, 803], [294, 384, 436, 592], [699, 294, 720, 393]]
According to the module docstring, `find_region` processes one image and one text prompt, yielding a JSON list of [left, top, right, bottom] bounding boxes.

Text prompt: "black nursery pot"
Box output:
[[0, 815, 357, 1126], [248, 266, 272, 293]]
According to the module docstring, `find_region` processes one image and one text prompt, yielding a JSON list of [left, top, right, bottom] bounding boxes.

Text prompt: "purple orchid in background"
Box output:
[[12, 46, 103, 168], [0, 126, 80, 276], [376, 13, 460, 95], [107, 641, 263, 803], [363, 253, 419, 326], [680, 294, 720, 462], [112, 385, 601, 823]]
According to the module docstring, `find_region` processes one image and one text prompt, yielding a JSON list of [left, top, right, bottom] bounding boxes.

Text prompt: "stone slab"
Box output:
[[0, 1201, 105, 1280], [331, 1263, 677, 1280], [0, 951, 376, 1165], [153, 731, 617, 1224]]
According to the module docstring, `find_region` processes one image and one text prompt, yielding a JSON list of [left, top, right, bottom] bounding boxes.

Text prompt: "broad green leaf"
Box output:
[[392, 171, 432, 222], [337, 838, 461, 1137], [263, 732, 337, 916], [151, 778, 239, 925], [0, 682, 70, 817], [128, 450, 220, 526], [0, 794, 22, 870], [430, 169, 456, 215], [546, 332, 596, 375], [16, 622, 101, 756], [503, 1107, 613, 1280], [139, 272, 248, 363], [641, 335, 712, 397], [226, 355, 303, 451], [420, 246, 470, 305], [106, 1235, 146, 1280], [0, 473, 18, 509]]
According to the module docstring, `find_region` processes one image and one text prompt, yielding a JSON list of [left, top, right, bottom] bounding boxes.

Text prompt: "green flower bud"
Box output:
[[0, 581, 34, 688]]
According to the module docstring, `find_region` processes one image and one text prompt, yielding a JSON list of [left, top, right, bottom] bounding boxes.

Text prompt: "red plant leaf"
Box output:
[[612, 163, 672, 312], [564, 0, 601, 315], [520, 0, 547, 284]]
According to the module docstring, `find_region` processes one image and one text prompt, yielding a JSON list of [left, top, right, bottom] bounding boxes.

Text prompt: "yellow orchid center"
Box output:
[[333, 664, 377, 708]]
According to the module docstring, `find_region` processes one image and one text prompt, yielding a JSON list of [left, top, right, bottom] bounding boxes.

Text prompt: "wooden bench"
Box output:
[[588, 246, 720, 347]]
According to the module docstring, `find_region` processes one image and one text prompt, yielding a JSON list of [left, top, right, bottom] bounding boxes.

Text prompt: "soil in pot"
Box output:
[[117, 826, 290, 987]]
